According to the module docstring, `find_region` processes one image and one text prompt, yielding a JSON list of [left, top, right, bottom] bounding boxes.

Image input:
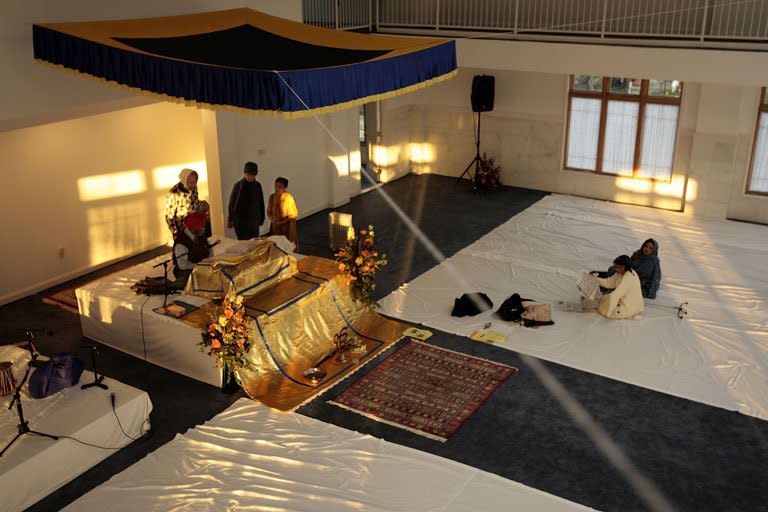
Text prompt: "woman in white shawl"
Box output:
[[597, 255, 644, 319], [165, 168, 200, 237]]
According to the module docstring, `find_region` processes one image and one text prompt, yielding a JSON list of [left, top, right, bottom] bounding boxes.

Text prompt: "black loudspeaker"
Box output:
[[471, 75, 495, 112]]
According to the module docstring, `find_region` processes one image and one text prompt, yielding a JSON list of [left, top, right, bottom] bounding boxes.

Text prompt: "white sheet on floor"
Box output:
[[0, 346, 152, 512], [381, 194, 768, 420], [62, 398, 593, 512]]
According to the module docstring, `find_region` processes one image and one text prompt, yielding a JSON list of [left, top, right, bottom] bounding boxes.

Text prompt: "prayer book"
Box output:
[[577, 271, 600, 301]]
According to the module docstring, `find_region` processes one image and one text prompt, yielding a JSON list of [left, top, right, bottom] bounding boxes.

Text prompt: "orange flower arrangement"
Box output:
[[335, 225, 388, 307], [199, 291, 254, 381]]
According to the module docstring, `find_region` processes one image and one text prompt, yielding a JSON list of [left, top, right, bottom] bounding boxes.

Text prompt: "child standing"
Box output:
[[267, 177, 299, 250]]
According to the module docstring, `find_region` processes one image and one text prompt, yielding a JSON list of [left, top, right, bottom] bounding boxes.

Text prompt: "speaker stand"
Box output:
[[457, 111, 483, 184]]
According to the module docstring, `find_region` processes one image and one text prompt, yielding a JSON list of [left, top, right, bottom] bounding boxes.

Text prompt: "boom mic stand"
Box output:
[[457, 110, 484, 184], [81, 345, 108, 391], [0, 363, 59, 458]]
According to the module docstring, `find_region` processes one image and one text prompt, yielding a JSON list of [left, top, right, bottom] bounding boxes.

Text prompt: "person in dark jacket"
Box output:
[[630, 238, 662, 299], [227, 161, 265, 240]]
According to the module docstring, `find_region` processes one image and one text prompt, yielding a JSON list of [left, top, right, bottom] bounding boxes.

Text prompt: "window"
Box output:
[[747, 87, 768, 194], [565, 75, 682, 181]]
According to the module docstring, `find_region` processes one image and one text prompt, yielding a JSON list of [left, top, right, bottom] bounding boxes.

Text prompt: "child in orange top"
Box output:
[[267, 177, 299, 250]]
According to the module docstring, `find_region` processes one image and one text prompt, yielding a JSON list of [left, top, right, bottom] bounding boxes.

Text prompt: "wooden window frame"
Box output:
[[746, 87, 768, 196], [564, 76, 683, 182]]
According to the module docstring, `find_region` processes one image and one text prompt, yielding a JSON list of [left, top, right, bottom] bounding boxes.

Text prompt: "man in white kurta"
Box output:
[[596, 255, 644, 319]]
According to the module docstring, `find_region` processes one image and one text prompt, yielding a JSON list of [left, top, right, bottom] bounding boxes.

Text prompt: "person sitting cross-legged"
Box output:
[[597, 255, 644, 319]]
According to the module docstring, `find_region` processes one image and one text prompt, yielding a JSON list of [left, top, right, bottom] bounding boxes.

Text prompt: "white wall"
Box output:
[[0, 102, 207, 305], [0, 0, 304, 304], [379, 38, 768, 223], [212, 108, 361, 239]]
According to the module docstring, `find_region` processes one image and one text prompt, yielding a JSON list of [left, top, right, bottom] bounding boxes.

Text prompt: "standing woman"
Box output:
[[597, 255, 644, 319], [631, 238, 662, 299], [165, 168, 200, 238]]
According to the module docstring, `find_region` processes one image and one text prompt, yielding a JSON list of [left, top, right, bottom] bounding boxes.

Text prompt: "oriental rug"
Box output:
[[330, 340, 516, 441]]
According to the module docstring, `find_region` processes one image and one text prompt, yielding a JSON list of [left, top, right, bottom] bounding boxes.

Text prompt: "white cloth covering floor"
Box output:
[[0, 345, 152, 512], [62, 397, 593, 512], [381, 194, 768, 421]]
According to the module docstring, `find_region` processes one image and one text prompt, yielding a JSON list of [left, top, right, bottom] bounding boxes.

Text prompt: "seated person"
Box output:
[[630, 238, 661, 299], [592, 237, 662, 299], [267, 177, 299, 250], [596, 255, 644, 319], [172, 212, 211, 287]]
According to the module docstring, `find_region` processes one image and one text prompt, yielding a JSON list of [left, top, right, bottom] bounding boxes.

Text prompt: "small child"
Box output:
[[267, 177, 299, 250]]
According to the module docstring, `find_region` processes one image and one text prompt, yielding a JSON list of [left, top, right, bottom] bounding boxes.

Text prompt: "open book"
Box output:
[[577, 271, 600, 301]]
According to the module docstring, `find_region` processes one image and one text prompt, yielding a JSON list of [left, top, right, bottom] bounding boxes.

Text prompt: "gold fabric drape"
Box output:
[[185, 240, 297, 299]]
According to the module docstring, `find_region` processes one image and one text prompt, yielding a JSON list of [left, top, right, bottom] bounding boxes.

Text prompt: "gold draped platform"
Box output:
[[185, 240, 297, 299], [182, 256, 407, 411]]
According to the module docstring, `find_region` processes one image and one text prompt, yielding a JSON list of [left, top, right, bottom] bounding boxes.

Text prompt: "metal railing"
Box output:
[[302, 0, 372, 30], [303, 0, 768, 47]]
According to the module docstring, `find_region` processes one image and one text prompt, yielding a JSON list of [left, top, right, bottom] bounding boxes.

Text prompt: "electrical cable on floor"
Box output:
[[29, 393, 145, 451], [110, 392, 140, 442]]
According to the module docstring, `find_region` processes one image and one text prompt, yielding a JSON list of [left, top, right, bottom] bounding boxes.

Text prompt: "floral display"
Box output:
[[336, 225, 388, 307], [199, 291, 254, 382], [474, 152, 502, 191]]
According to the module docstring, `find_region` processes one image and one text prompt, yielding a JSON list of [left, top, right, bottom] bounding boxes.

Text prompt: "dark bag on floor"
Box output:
[[496, 293, 534, 322], [29, 353, 85, 398], [451, 292, 493, 317]]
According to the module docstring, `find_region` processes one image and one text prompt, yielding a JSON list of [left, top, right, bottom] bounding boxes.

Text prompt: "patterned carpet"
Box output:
[[330, 340, 516, 441]]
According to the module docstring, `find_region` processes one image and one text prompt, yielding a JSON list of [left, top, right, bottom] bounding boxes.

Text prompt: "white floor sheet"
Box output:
[[381, 194, 768, 420], [62, 398, 593, 512], [0, 345, 152, 512]]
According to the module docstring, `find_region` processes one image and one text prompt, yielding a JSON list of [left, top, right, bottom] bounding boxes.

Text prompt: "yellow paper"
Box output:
[[403, 327, 433, 341], [469, 330, 507, 344]]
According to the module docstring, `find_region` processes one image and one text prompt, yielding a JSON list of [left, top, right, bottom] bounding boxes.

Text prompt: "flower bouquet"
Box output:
[[335, 225, 388, 307], [474, 152, 502, 191], [199, 291, 254, 388]]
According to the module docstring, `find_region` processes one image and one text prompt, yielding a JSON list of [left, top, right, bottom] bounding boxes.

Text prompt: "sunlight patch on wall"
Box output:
[[77, 170, 146, 201], [328, 150, 362, 178], [371, 144, 401, 169], [409, 142, 435, 174], [409, 143, 435, 164], [613, 175, 696, 210], [86, 200, 156, 265], [152, 161, 208, 190]]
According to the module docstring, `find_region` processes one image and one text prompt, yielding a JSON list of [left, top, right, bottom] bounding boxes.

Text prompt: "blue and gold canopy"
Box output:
[[33, 8, 457, 118]]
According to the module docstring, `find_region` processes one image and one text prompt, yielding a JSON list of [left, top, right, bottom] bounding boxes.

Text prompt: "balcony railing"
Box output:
[[303, 0, 768, 49]]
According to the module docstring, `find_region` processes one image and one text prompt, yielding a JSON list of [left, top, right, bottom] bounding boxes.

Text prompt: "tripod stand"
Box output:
[[0, 364, 59, 457], [457, 110, 484, 184]]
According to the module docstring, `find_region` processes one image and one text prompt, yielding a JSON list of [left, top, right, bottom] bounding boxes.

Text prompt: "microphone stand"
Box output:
[[81, 345, 108, 391], [152, 257, 177, 309], [0, 363, 59, 458]]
